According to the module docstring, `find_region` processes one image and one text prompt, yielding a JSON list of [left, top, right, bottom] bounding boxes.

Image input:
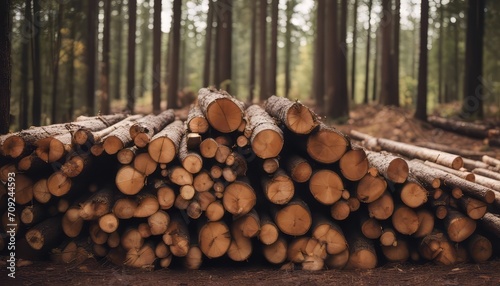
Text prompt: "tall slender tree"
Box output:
[[350, 0, 358, 101], [313, 0, 325, 110], [437, 0, 443, 103], [114, 0, 123, 100], [167, 0, 181, 109], [259, 0, 267, 100], [363, 0, 373, 104], [0, 0, 10, 133], [203, 0, 214, 87], [100, 0, 111, 115], [51, 2, 64, 123], [269, 0, 279, 97], [214, 0, 232, 92], [415, 0, 429, 121], [249, 0, 257, 102], [462, 0, 485, 119], [324, 0, 337, 117], [329, 0, 349, 119], [139, 2, 150, 98], [127, 0, 137, 112], [379, 0, 394, 106], [152, 0, 162, 113], [32, 0, 42, 125], [67, 20, 77, 121], [20, 0, 31, 129], [372, 27, 380, 102], [284, 0, 295, 98], [390, 0, 400, 106]]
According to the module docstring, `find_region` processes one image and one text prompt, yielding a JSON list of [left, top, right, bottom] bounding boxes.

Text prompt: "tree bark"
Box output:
[[390, 0, 400, 106], [351, 0, 358, 101], [415, 0, 429, 121], [379, 0, 393, 106], [268, 0, 279, 97], [203, 0, 214, 87], [249, 0, 257, 102], [264, 95, 319, 134], [284, 0, 295, 98], [214, 0, 232, 92], [113, 0, 123, 100], [167, 0, 181, 109], [19, 0, 31, 130], [126, 0, 137, 113], [152, 0, 162, 113], [324, 0, 338, 117], [32, 0, 42, 125], [86, 0, 98, 116], [363, 0, 372, 104], [100, 0, 111, 115], [259, 0, 267, 100], [0, 0, 10, 134]]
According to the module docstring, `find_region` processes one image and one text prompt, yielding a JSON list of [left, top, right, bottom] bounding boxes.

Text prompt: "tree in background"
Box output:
[[203, 0, 214, 88], [51, 2, 64, 123], [248, 0, 257, 102], [214, 0, 232, 92], [32, 0, 42, 125], [351, 0, 358, 101], [152, 0, 162, 113], [259, 0, 267, 100], [269, 0, 279, 97], [330, 0, 349, 119], [86, 0, 98, 116], [363, 0, 373, 104], [127, 0, 137, 112], [284, 0, 296, 98], [167, 0, 181, 109], [0, 0, 10, 133], [324, 0, 337, 117], [139, 2, 151, 98], [19, 0, 31, 129], [415, 0, 429, 121], [462, 0, 485, 119], [390, 0, 400, 107], [379, 0, 398, 107], [100, 0, 111, 115], [313, 0, 325, 111], [114, 0, 123, 101]]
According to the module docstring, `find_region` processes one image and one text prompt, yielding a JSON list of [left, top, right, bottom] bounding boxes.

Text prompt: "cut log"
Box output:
[[193, 170, 214, 193], [309, 170, 344, 205], [132, 152, 158, 176], [112, 197, 138, 219], [274, 199, 312, 236], [223, 180, 256, 216], [360, 216, 383, 240], [206, 201, 225, 221], [381, 238, 409, 262], [227, 224, 253, 262], [163, 214, 190, 257], [47, 172, 72, 197], [352, 130, 463, 170], [62, 206, 84, 238], [285, 155, 312, 183], [134, 192, 160, 218], [115, 165, 146, 195], [17, 151, 45, 171], [472, 168, 500, 181], [365, 151, 408, 183], [138, 223, 152, 238], [102, 119, 141, 155], [463, 158, 495, 171], [187, 200, 202, 219], [168, 166, 194, 186], [419, 231, 457, 265], [479, 213, 500, 238], [32, 180, 51, 205], [467, 234, 492, 263], [339, 149, 369, 181], [21, 204, 46, 226], [198, 221, 231, 259], [76, 114, 143, 146], [35, 133, 72, 163], [345, 234, 377, 269], [258, 213, 279, 245], [13, 174, 33, 205], [306, 123, 350, 164], [209, 164, 222, 179], [199, 138, 218, 158], [130, 110, 176, 147], [367, 191, 394, 220], [148, 210, 170, 235], [89, 221, 109, 245], [117, 146, 138, 165], [148, 120, 185, 163], [445, 209, 476, 242], [473, 174, 500, 192], [427, 116, 495, 138], [98, 213, 120, 234], [121, 227, 144, 251], [124, 242, 156, 268], [60, 154, 90, 178], [400, 181, 428, 208], [187, 105, 209, 134], [263, 237, 287, 264], [79, 188, 113, 220], [262, 169, 294, 205], [408, 160, 495, 204], [25, 216, 63, 250], [356, 173, 387, 203], [197, 87, 245, 133], [424, 160, 475, 182], [214, 144, 231, 164], [156, 183, 175, 210], [330, 199, 351, 221], [183, 245, 203, 270], [413, 209, 434, 238], [246, 105, 284, 159], [392, 204, 419, 235], [180, 185, 195, 200], [264, 95, 319, 134], [232, 209, 260, 238], [262, 157, 280, 174], [195, 191, 216, 211], [457, 196, 487, 220], [324, 249, 349, 270], [312, 215, 347, 255], [179, 133, 203, 174]]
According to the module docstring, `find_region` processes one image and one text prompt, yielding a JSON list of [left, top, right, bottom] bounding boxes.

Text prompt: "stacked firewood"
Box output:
[[0, 87, 499, 271]]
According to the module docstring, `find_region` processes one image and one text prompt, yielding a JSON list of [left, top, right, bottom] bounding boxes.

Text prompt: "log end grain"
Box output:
[[309, 170, 344, 205]]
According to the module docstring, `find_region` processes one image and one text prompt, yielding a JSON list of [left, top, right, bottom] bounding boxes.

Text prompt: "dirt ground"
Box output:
[[2, 105, 500, 285]]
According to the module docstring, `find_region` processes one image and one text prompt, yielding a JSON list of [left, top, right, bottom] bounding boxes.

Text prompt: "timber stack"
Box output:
[[0, 87, 499, 271]]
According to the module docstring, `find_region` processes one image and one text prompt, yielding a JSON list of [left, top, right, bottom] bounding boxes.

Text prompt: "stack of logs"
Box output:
[[0, 87, 499, 271]]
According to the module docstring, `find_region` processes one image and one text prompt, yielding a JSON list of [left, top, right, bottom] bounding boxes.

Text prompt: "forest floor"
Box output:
[[1, 104, 500, 285]]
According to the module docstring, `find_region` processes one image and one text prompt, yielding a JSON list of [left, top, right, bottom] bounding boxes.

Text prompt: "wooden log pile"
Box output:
[[1, 87, 500, 271]]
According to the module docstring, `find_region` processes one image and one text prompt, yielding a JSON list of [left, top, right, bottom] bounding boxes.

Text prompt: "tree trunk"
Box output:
[[351, 0, 358, 101], [197, 87, 244, 133], [324, 0, 337, 117], [32, 0, 42, 125], [67, 20, 76, 122], [363, 0, 372, 104], [126, 0, 137, 113], [284, 0, 295, 98], [264, 95, 319, 134], [0, 0, 10, 134], [152, 0, 162, 113], [246, 105, 284, 159], [167, 0, 181, 109], [203, 0, 214, 87], [100, 0, 111, 115], [437, 0, 443, 103], [313, 0, 325, 109], [249, 0, 257, 102], [86, 0, 98, 116], [268, 0, 279, 97], [139, 3, 150, 98], [462, 0, 485, 119], [372, 27, 379, 102], [390, 0, 400, 106], [259, 0, 267, 100], [114, 0, 123, 100], [415, 0, 429, 121], [20, 0, 31, 130], [379, 0, 393, 106], [214, 0, 232, 92]]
